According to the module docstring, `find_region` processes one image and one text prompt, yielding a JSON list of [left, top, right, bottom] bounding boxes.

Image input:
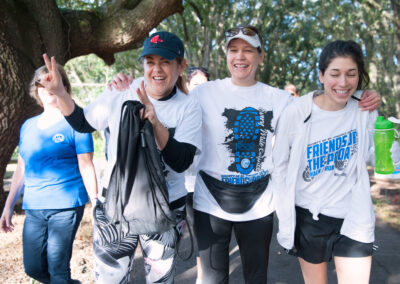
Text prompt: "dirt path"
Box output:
[[0, 204, 95, 283], [1, 164, 399, 283]]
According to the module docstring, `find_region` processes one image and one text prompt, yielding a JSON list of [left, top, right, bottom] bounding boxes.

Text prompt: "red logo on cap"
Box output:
[[150, 35, 163, 44]]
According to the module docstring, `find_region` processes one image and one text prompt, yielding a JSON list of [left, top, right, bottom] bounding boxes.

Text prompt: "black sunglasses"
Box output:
[[35, 80, 45, 88], [225, 26, 259, 39]]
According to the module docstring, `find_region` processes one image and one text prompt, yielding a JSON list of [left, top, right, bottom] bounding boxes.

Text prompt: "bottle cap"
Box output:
[[375, 116, 393, 129]]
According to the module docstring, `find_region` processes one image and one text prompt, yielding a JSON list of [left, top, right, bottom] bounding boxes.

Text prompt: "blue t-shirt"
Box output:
[[19, 115, 94, 209]]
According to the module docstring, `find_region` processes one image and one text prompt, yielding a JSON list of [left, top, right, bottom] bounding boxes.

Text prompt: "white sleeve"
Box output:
[[174, 96, 202, 151], [273, 90, 293, 123], [271, 104, 297, 249], [83, 88, 118, 131]]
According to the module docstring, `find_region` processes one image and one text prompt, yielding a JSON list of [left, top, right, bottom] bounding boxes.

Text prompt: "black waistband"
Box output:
[[170, 195, 186, 210]]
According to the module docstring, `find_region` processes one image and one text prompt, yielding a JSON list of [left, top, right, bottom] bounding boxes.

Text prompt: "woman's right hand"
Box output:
[[108, 73, 133, 91], [0, 208, 14, 233]]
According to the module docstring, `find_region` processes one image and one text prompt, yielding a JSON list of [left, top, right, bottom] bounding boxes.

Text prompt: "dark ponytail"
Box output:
[[176, 57, 188, 94]]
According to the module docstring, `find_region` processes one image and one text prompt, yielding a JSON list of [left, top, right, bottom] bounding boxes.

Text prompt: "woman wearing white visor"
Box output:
[[190, 24, 291, 284]]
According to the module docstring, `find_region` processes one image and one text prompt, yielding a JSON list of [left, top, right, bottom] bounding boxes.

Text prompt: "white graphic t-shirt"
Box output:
[[84, 77, 202, 202], [295, 102, 358, 218], [191, 78, 292, 221]]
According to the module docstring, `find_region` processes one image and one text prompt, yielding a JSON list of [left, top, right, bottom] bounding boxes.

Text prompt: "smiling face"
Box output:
[[318, 56, 359, 111], [143, 54, 186, 99], [226, 38, 264, 86]]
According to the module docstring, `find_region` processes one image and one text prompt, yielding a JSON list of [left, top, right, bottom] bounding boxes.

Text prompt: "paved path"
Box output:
[[129, 216, 400, 284]]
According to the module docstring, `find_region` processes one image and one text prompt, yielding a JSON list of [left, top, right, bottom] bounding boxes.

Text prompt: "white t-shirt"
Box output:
[[295, 102, 358, 218], [84, 77, 202, 202], [191, 78, 292, 221]]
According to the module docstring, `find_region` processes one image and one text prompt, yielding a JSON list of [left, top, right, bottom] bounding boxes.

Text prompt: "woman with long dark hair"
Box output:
[[274, 40, 379, 284]]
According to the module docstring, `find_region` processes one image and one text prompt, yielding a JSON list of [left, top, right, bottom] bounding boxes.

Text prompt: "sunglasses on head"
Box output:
[[225, 26, 259, 39], [35, 80, 45, 88]]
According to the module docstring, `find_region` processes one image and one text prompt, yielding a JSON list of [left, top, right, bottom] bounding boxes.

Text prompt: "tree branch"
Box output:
[[363, 0, 400, 27], [186, 0, 204, 25], [62, 0, 183, 64], [20, 0, 67, 62], [101, 0, 141, 16]]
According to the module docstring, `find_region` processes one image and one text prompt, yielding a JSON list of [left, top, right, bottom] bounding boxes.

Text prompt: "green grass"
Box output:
[[93, 130, 106, 158], [11, 147, 18, 160], [373, 197, 400, 231], [4, 171, 13, 179]]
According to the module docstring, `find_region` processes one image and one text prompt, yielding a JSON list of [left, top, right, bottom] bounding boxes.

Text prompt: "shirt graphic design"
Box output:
[[221, 107, 273, 184], [303, 129, 358, 182], [52, 133, 65, 143]]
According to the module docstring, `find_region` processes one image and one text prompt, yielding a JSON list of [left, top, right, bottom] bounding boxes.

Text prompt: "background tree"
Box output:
[[0, 0, 183, 208], [173, 0, 399, 111], [2, 0, 399, 210], [72, 0, 398, 110]]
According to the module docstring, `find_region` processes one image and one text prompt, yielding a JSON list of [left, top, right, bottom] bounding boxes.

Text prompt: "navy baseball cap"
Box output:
[[139, 31, 184, 60]]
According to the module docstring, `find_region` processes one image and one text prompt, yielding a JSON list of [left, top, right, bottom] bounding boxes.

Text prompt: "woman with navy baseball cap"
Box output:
[[40, 31, 202, 283]]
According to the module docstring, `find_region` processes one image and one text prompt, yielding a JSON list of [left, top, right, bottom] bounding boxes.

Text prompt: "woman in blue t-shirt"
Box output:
[[0, 64, 98, 284]]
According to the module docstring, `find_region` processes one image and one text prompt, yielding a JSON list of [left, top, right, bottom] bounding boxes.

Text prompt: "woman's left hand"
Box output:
[[359, 90, 381, 111], [136, 81, 169, 149], [136, 81, 161, 127]]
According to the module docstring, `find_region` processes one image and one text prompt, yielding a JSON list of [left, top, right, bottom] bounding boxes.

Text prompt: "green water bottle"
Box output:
[[374, 116, 395, 174]]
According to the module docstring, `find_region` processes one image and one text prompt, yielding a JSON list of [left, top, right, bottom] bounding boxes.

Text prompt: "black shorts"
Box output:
[[290, 206, 373, 264]]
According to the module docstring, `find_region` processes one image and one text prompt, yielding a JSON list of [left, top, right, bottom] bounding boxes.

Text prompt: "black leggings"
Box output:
[[194, 210, 274, 284], [186, 192, 200, 257]]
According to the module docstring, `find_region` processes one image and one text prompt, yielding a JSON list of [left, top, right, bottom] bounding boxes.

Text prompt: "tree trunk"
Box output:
[[0, 36, 41, 207], [0, 0, 183, 210]]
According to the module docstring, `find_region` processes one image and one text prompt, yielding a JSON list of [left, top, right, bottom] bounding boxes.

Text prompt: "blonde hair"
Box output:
[[29, 64, 71, 107]]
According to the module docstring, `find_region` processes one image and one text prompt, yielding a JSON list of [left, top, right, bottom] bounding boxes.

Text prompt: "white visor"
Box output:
[[225, 31, 261, 49]]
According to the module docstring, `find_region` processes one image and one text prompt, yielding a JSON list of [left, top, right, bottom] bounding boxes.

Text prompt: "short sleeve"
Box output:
[[19, 121, 27, 149], [74, 131, 94, 154]]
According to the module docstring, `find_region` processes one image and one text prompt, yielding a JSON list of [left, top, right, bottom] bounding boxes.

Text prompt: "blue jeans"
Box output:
[[23, 206, 84, 284]]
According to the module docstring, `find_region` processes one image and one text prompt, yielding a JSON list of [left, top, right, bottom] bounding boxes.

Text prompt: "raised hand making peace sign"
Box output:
[[136, 81, 159, 125], [136, 80, 169, 150], [39, 54, 69, 97], [39, 53, 75, 115]]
